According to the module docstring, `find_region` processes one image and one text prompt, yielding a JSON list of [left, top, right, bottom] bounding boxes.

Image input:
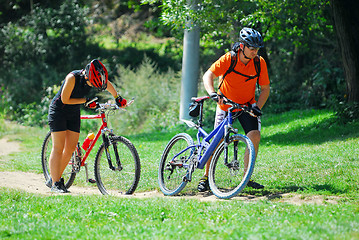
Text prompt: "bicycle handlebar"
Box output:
[[191, 95, 261, 117], [86, 97, 135, 111], [223, 98, 261, 117]]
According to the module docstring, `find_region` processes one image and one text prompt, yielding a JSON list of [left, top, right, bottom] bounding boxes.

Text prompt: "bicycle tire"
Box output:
[[158, 133, 195, 196], [41, 131, 77, 189], [208, 134, 256, 199], [94, 135, 141, 195]]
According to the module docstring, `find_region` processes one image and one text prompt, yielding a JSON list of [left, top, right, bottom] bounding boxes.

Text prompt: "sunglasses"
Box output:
[[247, 46, 260, 51]]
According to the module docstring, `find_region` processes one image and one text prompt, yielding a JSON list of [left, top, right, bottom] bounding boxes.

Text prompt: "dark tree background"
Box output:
[[0, 0, 358, 124], [330, 0, 359, 103]]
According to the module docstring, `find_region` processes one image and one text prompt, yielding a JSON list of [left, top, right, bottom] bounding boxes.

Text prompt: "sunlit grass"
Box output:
[[1, 188, 358, 239], [1, 109, 359, 238]]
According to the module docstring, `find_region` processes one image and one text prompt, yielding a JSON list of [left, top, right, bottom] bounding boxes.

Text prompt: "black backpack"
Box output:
[[218, 42, 261, 90]]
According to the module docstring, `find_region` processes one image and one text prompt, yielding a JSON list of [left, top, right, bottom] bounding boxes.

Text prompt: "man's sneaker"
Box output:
[[247, 180, 264, 189], [45, 178, 52, 188], [51, 178, 70, 193], [198, 176, 210, 192]]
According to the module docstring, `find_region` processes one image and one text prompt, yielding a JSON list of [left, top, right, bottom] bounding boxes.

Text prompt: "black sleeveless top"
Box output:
[[49, 70, 92, 115]]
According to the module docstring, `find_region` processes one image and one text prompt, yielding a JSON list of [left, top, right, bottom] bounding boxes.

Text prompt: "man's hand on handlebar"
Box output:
[[250, 105, 262, 117], [210, 93, 263, 117], [209, 92, 225, 105]]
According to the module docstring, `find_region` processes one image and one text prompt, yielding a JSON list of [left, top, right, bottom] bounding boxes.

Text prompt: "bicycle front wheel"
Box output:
[[41, 131, 77, 189], [94, 135, 141, 195], [158, 133, 195, 196], [208, 134, 256, 199]]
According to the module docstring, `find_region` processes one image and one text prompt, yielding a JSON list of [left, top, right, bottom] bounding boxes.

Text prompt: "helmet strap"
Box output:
[[81, 69, 88, 79], [240, 44, 251, 60]]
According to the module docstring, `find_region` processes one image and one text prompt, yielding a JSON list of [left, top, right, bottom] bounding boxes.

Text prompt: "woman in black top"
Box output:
[[48, 59, 127, 193]]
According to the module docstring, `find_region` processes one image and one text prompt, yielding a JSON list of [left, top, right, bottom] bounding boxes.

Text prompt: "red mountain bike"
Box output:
[[41, 98, 141, 195]]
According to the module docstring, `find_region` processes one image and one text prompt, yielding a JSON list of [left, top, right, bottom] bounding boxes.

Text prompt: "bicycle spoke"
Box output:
[[94, 136, 140, 195], [209, 135, 256, 199], [159, 133, 194, 196]]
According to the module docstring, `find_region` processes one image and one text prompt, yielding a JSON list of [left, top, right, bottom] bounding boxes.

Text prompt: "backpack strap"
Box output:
[[253, 55, 261, 92], [253, 55, 261, 80], [218, 50, 237, 90], [232, 55, 261, 82], [217, 50, 261, 90]]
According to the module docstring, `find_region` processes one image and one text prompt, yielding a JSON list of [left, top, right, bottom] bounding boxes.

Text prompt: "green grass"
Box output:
[[0, 109, 359, 239], [1, 188, 358, 239]]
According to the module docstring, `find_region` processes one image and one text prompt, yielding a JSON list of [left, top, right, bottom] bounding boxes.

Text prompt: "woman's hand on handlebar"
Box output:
[[85, 97, 99, 109], [115, 95, 127, 108]]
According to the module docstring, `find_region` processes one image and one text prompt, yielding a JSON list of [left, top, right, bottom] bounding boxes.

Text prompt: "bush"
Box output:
[[101, 57, 183, 134], [0, 0, 89, 114], [334, 101, 359, 124]]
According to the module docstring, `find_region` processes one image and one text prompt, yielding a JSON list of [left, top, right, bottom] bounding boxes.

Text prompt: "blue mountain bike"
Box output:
[[158, 96, 257, 199]]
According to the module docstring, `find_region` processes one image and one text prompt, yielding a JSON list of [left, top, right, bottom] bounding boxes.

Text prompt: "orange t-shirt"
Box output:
[[209, 52, 270, 111]]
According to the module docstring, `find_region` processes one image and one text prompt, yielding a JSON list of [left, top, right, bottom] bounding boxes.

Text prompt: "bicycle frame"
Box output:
[[171, 107, 236, 171], [196, 112, 233, 169], [78, 100, 134, 171], [159, 96, 257, 198], [79, 111, 108, 166]]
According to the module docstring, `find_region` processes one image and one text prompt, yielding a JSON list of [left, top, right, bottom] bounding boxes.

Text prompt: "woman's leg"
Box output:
[[49, 131, 66, 183], [58, 130, 80, 178], [49, 130, 79, 184]]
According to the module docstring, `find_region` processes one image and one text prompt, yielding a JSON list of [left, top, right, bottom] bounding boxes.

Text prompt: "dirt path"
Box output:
[[0, 137, 21, 157], [0, 137, 340, 204]]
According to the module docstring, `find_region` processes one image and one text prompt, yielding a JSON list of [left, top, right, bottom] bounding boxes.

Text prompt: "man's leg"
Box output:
[[245, 129, 264, 189]]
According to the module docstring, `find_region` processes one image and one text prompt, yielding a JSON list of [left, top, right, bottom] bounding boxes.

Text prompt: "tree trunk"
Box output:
[[330, 0, 359, 102]]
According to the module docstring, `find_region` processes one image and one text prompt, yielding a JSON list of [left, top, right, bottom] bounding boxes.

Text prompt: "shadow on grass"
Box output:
[[240, 183, 348, 197], [155, 182, 348, 201], [261, 110, 359, 146], [129, 109, 359, 146], [276, 183, 348, 195]]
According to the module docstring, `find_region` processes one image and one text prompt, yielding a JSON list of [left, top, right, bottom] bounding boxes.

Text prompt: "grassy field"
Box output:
[[0, 109, 358, 239]]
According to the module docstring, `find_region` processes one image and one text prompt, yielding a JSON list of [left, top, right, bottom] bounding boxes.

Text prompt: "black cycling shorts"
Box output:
[[48, 108, 81, 133], [214, 106, 261, 135]]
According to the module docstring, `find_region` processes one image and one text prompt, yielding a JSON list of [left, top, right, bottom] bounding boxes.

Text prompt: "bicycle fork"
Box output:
[[223, 125, 239, 168], [102, 133, 122, 171]]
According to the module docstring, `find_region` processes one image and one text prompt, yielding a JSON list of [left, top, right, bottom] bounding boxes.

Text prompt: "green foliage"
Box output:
[[0, 0, 89, 114], [144, 0, 257, 47], [1, 0, 89, 72], [0, 0, 351, 127], [0, 118, 5, 136], [105, 57, 182, 134], [147, 0, 345, 112], [334, 101, 359, 123]]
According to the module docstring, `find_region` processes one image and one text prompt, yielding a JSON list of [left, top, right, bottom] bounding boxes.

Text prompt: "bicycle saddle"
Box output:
[[189, 96, 209, 117], [191, 96, 210, 103]]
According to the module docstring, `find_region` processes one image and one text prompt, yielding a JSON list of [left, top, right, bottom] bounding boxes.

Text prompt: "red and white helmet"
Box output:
[[85, 59, 108, 90]]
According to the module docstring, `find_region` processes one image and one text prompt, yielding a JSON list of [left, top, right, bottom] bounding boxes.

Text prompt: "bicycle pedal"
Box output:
[[88, 178, 96, 184], [183, 176, 192, 182]]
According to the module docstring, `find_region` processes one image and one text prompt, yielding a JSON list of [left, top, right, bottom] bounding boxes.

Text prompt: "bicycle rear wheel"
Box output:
[[94, 135, 141, 195], [208, 134, 256, 199], [158, 133, 195, 196], [41, 131, 77, 189]]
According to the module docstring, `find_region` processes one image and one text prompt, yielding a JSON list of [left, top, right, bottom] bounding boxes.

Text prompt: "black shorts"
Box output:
[[48, 107, 81, 133], [214, 106, 261, 135]]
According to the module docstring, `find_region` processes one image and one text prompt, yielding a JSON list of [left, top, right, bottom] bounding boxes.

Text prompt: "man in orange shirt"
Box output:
[[198, 27, 270, 192]]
